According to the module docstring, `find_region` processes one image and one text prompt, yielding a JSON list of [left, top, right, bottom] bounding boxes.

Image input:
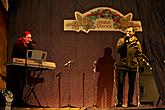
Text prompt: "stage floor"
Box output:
[[1, 106, 165, 110]]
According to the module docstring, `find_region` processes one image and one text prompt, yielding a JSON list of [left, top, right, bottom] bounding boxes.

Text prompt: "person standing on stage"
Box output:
[[6, 31, 35, 107], [116, 26, 143, 107], [11, 31, 35, 58]]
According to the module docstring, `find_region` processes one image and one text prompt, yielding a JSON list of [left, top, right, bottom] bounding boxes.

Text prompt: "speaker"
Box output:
[[139, 65, 159, 106]]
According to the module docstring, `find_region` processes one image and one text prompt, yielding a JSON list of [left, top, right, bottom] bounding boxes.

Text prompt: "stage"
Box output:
[[1, 106, 165, 110]]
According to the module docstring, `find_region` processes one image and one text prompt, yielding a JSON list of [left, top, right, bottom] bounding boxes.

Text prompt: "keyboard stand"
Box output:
[[5, 58, 56, 107], [23, 68, 43, 107]]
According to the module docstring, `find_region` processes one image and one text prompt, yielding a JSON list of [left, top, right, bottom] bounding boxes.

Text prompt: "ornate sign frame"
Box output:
[[64, 7, 142, 33]]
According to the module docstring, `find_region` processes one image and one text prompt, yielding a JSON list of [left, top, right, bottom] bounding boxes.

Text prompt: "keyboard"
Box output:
[[6, 58, 56, 70]]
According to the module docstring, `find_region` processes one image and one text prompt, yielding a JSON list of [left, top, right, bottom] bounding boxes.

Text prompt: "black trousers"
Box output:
[[6, 66, 27, 107], [117, 69, 137, 104]]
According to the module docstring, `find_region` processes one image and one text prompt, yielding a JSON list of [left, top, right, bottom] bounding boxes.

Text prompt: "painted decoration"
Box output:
[[64, 7, 142, 33]]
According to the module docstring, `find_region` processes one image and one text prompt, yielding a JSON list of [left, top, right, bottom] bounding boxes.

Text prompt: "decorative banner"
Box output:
[[64, 7, 142, 33]]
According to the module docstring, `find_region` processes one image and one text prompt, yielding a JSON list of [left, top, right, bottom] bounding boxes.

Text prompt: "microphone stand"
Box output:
[[83, 61, 98, 110], [93, 68, 97, 107], [61, 63, 77, 108], [136, 59, 141, 107], [56, 72, 62, 108], [82, 72, 85, 107], [113, 62, 118, 107], [136, 52, 150, 107]]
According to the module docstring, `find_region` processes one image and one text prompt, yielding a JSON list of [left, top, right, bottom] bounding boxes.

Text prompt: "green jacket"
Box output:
[[116, 35, 143, 70]]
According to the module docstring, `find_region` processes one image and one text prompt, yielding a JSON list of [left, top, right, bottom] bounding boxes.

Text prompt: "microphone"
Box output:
[[93, 61, 97, 66], [125, 35, 129, 43], [29, 40, 37, 44], [93, 61, 97, 72], [56, 72, 62, 77], [28, 41, 37, 49], [64, 60, 72, 67]]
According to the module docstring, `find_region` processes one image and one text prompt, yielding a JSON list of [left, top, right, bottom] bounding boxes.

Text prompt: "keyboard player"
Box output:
[[6, 31, 36, 107]]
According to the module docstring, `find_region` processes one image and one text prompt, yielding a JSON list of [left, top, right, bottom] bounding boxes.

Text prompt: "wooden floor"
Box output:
[[1, 106, 165, 110]]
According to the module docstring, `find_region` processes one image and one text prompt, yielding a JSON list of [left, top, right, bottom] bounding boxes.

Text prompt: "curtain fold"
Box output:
[[136, 0, 165, 103]]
